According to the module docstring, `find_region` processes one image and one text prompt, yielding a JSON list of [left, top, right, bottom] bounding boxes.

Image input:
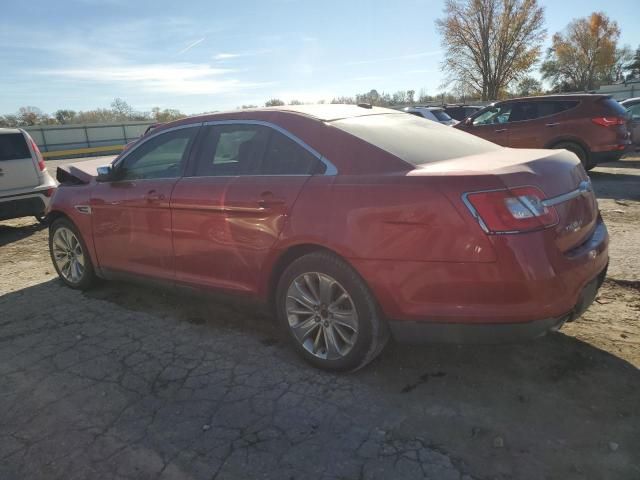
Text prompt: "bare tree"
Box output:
[[436, 0, 546, 101]]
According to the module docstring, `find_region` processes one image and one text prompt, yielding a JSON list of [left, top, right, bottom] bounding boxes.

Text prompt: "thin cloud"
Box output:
[[39, 63, 271, 95], [177, 38, 205, 55], [213, 49, 272, 61], [345, 50, 442, 66]]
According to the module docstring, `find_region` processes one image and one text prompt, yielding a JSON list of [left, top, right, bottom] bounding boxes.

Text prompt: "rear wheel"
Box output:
[[275, 251, 389, 372], [49, 218, 96, 290], [551, 142, 594, 170]]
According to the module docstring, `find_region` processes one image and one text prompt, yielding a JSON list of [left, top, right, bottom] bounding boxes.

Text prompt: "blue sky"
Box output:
[[0, 0, 637, 115]]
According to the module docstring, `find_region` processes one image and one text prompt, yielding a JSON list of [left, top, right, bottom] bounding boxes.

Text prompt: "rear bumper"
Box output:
[[0, 192, 49, 221], [388, 264, 607, 343], [351, 218, 609, 328], [589, 150, 625, 164]]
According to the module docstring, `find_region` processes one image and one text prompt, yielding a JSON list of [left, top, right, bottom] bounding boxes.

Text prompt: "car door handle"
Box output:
[[494, 129, 507, 133], [145, 190, 165, 203], [545, 123, 560, 127], [258, 198, 286, 209]]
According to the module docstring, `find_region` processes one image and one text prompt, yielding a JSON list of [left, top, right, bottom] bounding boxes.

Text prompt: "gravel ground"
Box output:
[[0, 155, 638, 480]]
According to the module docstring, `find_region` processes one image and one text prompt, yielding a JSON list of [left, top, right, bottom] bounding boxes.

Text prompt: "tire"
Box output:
[[275, 251, 389, 372], [551, 142, 594, 170], [49, 218, 96, 290]]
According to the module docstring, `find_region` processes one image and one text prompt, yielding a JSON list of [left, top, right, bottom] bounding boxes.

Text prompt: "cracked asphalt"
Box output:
[[0, 156, 639, 479]]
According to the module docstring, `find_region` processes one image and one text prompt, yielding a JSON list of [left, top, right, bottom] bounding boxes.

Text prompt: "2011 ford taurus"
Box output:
[[47, 105, 609, 371]]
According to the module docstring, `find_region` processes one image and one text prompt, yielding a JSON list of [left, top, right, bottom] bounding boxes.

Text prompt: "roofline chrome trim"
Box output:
[[112, 123, 203, 169], [202, 119, 338, 176]]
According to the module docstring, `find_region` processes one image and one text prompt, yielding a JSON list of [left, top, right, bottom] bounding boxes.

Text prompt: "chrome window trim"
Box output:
[[112, 123, 203, 169], [201, 119, 338, 176]]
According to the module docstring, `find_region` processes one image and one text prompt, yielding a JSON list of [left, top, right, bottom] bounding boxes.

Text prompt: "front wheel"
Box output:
[[49, 218, 96, 290], [275, 251, 388, 372]]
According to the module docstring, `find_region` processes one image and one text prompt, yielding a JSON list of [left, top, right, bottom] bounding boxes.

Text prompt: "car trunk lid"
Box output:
[[412, 147, 598, 252]]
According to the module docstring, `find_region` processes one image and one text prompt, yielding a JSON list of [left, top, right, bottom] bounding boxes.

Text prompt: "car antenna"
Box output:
[[357, 103, 373, 109]]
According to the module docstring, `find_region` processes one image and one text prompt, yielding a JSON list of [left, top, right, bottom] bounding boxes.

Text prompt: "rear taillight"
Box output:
[[463, 187, 558, 234], [591, 117, 626, 127], [29, 138, 46, 171]]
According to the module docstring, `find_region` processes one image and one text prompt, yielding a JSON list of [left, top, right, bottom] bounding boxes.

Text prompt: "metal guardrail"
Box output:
[[24, 121, 154, 159]]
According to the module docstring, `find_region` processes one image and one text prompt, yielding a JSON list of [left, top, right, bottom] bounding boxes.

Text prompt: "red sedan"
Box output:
[[47, 105, 609, 371]]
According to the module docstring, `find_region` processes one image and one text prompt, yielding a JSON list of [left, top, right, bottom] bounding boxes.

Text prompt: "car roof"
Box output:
[[621, 97, 640, 104], [0, 128, 22, 135], [194, 104, 401, 123], [501, 94, 609, 103]]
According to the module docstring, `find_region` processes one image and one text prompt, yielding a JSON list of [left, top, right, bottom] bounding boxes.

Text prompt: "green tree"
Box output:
[[541, 12, 621, 91], [265, 98, 285, 107], [436, 0, 546, 101], [513, 76, 543, 96], [151, 107, 186, 122], [55, 109, 77, 124]]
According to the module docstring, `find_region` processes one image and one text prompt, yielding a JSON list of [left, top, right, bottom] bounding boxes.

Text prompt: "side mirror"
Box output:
[[96, 165, 113, 182], [464, 117, 473, 126]]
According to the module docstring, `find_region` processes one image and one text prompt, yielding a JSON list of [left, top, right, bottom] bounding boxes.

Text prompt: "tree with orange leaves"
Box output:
[[541, 12, 621, 91]]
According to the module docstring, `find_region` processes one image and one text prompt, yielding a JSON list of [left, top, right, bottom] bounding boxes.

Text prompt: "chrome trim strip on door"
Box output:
[[202, 119, 338, 176], [541, 180, 592, 207]]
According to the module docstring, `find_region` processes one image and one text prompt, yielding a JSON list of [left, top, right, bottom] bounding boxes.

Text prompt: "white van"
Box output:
[[0, 128, 57, 222]]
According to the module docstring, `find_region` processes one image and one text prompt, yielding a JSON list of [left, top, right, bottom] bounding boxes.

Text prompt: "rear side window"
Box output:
[[431, 110, 452, 121], [0, 133, 30, 161], [261, 130, 324, 175], [332, 113, 500, 166]]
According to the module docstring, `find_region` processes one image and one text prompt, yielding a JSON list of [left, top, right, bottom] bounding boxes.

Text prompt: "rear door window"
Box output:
[[193, 124, 270, 176], [0, 133, 30, 161]]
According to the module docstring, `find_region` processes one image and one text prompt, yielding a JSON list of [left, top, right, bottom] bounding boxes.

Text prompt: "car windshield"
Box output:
[[431, 110, 453, 121], [332, 113, 500, 165]]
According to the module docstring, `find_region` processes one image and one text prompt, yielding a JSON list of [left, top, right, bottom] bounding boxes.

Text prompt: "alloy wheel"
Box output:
[[52, 227, 86, 284], [285, 272, 359, 360]]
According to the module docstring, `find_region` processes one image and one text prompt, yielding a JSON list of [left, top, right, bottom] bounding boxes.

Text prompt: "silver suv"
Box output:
[[402, 106, 458, 126], [0, 128, 57, 222]]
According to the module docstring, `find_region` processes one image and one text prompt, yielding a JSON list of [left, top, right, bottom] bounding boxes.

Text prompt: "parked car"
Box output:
[[0, 128, 56, 223], [620, 97, 640, 150], [47, 105, 609, 371], [455, 94, 632, 170], [442, 104, 483, 121], [403, 106, 457, 126]]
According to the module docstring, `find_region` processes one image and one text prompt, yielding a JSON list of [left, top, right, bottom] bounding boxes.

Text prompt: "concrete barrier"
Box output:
[[25, 121, 154, 159]]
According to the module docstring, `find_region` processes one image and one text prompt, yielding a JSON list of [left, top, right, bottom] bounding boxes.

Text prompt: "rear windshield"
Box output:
[[0, 132, 30, 161], [331, 113, 500, 165], [601, 98, 630, 117], [431, 110, 453, 121]]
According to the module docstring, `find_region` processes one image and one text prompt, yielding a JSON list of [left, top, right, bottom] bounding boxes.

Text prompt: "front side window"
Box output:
[[120, 127, 197, 180], [472, 103, 513, 125]]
